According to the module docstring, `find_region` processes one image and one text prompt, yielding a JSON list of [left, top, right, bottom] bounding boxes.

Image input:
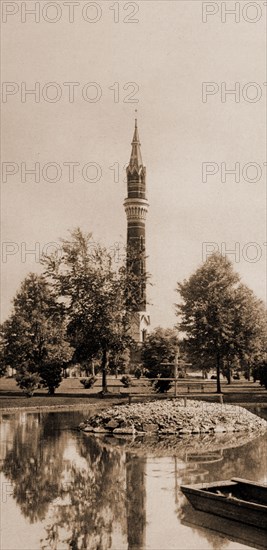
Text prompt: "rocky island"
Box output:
[[78, 399, 267, 436]]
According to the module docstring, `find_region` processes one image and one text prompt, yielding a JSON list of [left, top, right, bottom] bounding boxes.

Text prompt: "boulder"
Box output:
[[214, 425, 227, 433], [142, 423, 158, 433], [78, 422, 87, 429], [192, 427, 200, 434], [113, 426, 135, 435], [105, 420, 120, 429], [93, 427, 109, 433], [179, 428, 192, 435], [160, 428, 177, 435]]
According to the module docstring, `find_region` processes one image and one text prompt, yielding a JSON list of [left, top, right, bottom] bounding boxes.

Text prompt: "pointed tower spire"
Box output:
[[124, 118, 150, 348], [129, 118, 143, 170]]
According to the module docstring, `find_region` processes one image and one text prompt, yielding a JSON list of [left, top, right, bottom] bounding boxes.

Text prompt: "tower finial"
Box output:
[[129, 114, 142, 167], [135, 108, 138, 128]]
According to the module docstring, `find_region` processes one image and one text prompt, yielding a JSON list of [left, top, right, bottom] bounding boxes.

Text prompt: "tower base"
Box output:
[[129, 311, 150, 366], [130, 311, 150, 344]]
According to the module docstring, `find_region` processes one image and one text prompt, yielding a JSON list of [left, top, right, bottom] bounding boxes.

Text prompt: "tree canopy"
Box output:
[[42, 228, 147, 391], [0, 273, 72, 395], [176, 253, 266, 392], [141, 327, 180, 392]]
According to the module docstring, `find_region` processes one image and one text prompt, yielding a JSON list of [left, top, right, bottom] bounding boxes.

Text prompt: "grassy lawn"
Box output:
[[0, 377, 126, 410], [0, 376, 266, 410]]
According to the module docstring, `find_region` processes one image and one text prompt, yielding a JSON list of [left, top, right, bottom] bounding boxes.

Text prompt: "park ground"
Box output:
[[0, 376, 266, 412]]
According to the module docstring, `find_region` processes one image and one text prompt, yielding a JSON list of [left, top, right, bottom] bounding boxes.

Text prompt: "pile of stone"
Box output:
[[78, 400, 267, 436]]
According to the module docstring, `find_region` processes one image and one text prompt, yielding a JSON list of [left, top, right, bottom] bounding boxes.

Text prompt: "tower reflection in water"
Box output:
[[0, 411, 266, 550], [126, 454, 147, 550]]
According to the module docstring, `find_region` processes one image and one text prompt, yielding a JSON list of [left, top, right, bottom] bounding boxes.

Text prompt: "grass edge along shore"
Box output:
[[0, 377, 266, 414]]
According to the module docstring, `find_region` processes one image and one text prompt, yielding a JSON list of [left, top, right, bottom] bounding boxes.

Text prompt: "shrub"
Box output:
[[120, 375, 132, 387], [39, 362, 63, 395], [178, 370, 186, 379], [257, 363, 267, 389], [252, 366, 260, 382], [134, 366, 142, 379], [15, 370, 40, 397], [141, 327, 179, 392], [80, 376, 97, 389], [145, 363, 173, 393], [0, 360, 7, 377]]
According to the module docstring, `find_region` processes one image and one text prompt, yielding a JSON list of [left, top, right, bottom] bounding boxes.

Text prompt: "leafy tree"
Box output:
[[141, 327, 179, 392], [109, 348, 130, 377], [15, 369, 41, 397], [183, 347, 214, 379], [214, 285, 266, 384], [42, 229, 146, 392], [0, 273, 73, 395], [0, 337, 8, 377], [252, 360, 267, 389], [176, 253, 266, 393], [231, 284, 266, 380], [221, 356, 240, 384], [38, 363, 63, 395]]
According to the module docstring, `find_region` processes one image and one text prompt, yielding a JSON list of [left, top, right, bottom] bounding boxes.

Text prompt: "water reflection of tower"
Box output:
[[126, 453, 146, 549]]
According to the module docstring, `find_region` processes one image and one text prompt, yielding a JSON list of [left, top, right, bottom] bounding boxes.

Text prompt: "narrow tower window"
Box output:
[[142, 329, 147, 342]]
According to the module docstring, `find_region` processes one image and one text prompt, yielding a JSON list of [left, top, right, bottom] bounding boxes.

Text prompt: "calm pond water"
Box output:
[[0, 408, 266, 550]]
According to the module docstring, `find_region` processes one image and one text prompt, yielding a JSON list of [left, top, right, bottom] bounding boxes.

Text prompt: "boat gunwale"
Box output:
[[231, 477, 267, 489], [181, 480, 267, 512]]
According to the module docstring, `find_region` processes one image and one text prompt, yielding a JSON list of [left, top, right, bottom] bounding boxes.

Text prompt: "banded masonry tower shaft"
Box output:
[[124, 119, 150, 343]]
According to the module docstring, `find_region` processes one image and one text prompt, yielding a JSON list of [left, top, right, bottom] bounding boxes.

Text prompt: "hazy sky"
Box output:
[[1, 1, 266, 328]]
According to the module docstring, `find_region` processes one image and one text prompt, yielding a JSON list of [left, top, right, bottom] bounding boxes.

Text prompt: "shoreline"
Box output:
[[0, 398, 126, 414], [0, 398, 266, 414], [1, 378, 266, 415]]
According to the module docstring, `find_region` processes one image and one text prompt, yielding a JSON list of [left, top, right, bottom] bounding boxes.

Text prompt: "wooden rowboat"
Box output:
[[181, 478, 267, 529]]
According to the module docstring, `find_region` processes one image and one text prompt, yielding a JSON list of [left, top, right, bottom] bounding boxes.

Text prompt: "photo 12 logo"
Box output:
[[202, 162, 266, 183], [1, 161, 128, 184], [202, 242, 267, 264], [1, 1, 140, 24], [1, 81, 139, 104], [1, 241, 126, 264], [202, 2, 266, 23], [202, 82, 266, 103]]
